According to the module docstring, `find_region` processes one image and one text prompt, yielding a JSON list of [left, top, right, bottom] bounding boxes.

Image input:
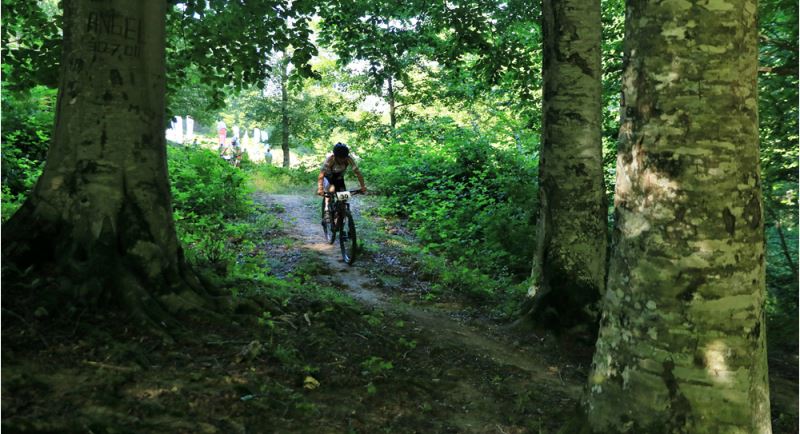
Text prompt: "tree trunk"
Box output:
[[387, 75, 396, 129], [585, 0, 771, 432], [2, 0, 213, 328], [280, 59, 290, 168], [523, 0, 606, 331]]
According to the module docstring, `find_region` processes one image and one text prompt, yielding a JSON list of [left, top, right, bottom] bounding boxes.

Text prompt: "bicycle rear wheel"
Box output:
[[322, 200, 335, 244], [339, 210, 357, 264]]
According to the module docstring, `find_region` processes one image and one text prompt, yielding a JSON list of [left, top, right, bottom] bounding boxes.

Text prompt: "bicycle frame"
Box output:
[[322, 190, 362, 264], [323, 190, 361, 220]]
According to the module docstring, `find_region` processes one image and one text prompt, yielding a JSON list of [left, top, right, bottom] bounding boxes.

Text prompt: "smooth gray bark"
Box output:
[[524, 0, 606, 330], [585, 0, 771, 432]]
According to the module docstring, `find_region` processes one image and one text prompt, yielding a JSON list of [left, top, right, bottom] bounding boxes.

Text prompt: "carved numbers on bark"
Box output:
[[86, 9, 144, 58]]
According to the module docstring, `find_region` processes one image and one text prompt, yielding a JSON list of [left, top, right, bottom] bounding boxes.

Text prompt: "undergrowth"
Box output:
[[357, 118, 536, 319]]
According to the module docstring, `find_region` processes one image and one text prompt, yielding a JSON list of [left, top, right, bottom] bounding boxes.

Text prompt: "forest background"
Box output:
[[1, 0, 797, 362]]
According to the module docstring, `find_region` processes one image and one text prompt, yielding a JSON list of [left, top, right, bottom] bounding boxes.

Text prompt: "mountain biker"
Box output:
[[231, 136, 243, 168], [317, 143, 367, 214], [219, 139, 234, 162]]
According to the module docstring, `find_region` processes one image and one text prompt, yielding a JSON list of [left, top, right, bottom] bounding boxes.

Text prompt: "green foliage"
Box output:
[[360, 356, 393, 377], [765, 222, 799, 350], [167, 145, 254, 267], [1, 85, 56, 219], [166, 65, 223, 126], [167, 0, 319, 113], [1, 0, 61, 90], [600, 0, 625, 201], [248, 164, 318, 194], [758, 0, 799, 350], [363, 117, 538, 280], [2, 0, 795, 351], [220, 55, 357, 163]]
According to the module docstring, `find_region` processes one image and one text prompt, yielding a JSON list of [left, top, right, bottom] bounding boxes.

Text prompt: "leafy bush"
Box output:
[[362, 117, 538, 281], [1, 85, 56, 219], [167, 144, 253, 268]]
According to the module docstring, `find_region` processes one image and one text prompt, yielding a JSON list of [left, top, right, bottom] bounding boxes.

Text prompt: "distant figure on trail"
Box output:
[[219, 136, 241, 167], [231, 136, 243, 168], [264, 146, 273, 165], [219, 139, 234, 163], [216, 120, 227, 147], [317, 142, 367, 210]]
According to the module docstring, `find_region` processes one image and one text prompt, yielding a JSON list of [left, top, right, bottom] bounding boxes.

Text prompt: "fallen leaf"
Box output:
[[303, 376, 320, 390]]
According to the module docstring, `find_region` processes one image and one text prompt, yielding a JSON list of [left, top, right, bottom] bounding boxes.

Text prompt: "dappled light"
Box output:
[[704, 340, 733, 384], [1, 0, 796, 432]]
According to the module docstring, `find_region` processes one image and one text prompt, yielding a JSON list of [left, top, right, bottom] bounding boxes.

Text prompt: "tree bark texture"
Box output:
[[280, 59, 291, 168], [525, 0, 607, 329], [585, 0, 771, 432], [3, 0, 211, 326], [387, 75, 396, 129]]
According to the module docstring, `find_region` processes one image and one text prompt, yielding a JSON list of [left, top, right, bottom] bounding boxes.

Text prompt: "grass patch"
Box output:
[[247, 164, 317, 194]]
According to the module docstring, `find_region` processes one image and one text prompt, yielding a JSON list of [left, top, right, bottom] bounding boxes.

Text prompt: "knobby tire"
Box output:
[[339, 210, 357, 265]]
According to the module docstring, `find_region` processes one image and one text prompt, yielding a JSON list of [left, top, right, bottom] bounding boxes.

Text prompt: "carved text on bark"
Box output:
[[86, 10, 143, 58]]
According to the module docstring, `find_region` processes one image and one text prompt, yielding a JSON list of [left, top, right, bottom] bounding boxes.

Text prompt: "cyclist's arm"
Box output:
[[353, 167, 366, 192], [318, 156, 334, 195], [317, 171, 326, 195], [349, 157, 366, 192]]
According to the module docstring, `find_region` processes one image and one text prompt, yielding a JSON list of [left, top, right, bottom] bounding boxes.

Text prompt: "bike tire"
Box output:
[[339, 210, 357, 264], [322, 200, 336, 244]]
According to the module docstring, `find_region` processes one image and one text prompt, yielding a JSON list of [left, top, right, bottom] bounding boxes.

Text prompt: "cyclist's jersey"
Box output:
[[321, 155, 358, 177]]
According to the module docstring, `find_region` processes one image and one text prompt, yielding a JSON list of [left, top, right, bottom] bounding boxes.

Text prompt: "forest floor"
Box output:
[[2, 189, 798, 433]]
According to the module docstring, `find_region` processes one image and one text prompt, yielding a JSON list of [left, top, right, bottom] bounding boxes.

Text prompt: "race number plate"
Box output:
[[336, 192, 351, 201]]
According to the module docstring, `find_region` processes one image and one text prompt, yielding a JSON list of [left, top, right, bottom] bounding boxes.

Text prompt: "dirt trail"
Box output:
[[262, 193, 581, 397]]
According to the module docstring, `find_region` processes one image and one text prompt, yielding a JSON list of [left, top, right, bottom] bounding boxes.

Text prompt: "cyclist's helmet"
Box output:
[[333, 142, 349, 158]]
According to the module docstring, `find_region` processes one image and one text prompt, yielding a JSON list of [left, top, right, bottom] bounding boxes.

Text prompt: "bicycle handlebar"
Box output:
[[322, 190, 364, 197]]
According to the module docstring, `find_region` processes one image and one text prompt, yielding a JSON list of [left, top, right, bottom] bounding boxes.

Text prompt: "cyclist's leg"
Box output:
[[329, 176, 346, 227], [323, 176, 334, 209]]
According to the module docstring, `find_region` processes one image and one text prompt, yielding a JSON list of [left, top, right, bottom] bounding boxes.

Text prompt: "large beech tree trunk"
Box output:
[[523, 0, 606, 330], [3, 0, 212, 327], [585, 0, 771, 431]]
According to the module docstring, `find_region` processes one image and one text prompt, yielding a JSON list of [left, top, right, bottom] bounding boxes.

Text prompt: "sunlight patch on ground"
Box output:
[[308, 242, 333, 251]]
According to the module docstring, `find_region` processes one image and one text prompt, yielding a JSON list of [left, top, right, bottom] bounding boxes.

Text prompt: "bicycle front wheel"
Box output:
[[339, 211, 357, 264]]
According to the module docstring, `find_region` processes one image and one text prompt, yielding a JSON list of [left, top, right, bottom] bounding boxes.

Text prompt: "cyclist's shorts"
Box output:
[[323, 174, 346, 192]]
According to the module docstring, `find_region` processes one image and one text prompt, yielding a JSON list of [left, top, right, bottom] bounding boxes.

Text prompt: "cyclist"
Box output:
[[231, 136, 243, 168], [219, 139, 234, 163], [317, 143, 367, 213]]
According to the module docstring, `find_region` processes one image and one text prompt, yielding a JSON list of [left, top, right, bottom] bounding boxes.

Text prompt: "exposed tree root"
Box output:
[[2, 201, 239, 342], [514, 288, 599, 344]]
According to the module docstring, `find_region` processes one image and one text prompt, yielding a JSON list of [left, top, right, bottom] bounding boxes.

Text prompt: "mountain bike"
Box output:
[[321, 190, 362, 264]]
